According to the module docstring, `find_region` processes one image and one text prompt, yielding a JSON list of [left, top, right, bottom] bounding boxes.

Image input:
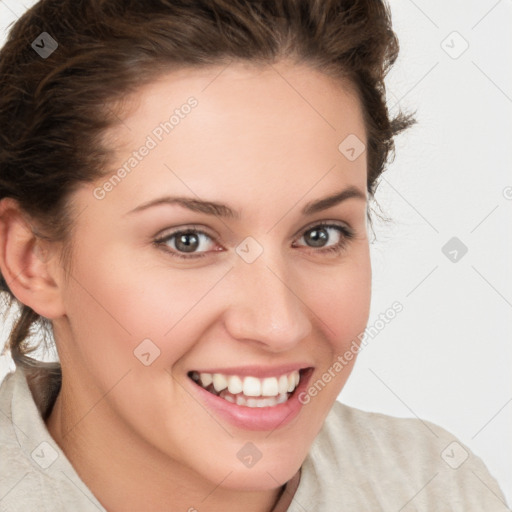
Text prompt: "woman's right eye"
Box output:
[[154, 228, 218, 260]]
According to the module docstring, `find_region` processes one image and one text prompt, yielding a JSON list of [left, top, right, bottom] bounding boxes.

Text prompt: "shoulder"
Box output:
[[0, 370, 47, 511], [324, 400, 458, 453], [303, 400, 509, 511], [0, 368, 105, 512], [0, 369, 24, 453]]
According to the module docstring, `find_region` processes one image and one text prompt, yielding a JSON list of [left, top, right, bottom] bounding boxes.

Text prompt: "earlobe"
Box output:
[[0, 198, 65, 319]]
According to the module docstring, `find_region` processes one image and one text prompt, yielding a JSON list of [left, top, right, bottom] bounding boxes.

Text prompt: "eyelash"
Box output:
[[153, 221, 355, 260]]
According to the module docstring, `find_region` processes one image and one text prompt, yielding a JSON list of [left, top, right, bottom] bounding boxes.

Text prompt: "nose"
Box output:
[[222, 255, 312, 352]]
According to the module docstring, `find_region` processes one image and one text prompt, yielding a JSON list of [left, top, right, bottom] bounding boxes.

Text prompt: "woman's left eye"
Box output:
[[293, 222, 355, 255], [154, 222, 355, 260]]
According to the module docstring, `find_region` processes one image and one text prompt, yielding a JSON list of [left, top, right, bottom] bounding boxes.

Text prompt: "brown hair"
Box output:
[[0, 0, 414, 377]]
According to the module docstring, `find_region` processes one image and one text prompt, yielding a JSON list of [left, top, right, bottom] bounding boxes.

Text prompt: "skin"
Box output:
[[0, 60, 371, 512]]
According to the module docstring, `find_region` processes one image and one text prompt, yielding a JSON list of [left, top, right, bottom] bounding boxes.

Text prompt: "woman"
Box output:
[[0, 1, 507, 511]]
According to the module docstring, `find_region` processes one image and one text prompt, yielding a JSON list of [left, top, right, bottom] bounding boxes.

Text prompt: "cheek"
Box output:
[[301, 249, 372, 402], [313, 252, 372, 350], [61, 244, 222, 371]]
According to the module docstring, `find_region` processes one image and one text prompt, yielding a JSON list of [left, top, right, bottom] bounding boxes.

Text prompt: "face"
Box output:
[[50, 60, 371, 491]]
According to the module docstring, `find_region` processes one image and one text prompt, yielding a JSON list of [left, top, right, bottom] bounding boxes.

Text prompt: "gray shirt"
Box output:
[[0, 366, 509, 511]]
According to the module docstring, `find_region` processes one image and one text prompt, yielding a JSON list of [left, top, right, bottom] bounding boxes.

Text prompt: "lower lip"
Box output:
[[189, 369, 314, 431]]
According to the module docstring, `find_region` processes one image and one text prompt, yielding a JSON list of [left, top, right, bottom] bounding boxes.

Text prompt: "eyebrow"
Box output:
[[125, 185, 366, 219]]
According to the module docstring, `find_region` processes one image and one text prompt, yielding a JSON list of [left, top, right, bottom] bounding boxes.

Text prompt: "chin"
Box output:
[[202, 455, 302, 491]]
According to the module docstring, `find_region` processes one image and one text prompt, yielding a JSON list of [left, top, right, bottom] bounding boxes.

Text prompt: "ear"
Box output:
[[0, 197, 66, 319]]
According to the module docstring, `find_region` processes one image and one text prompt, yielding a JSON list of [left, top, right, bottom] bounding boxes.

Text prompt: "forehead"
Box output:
[[90, 60, 367, 218]]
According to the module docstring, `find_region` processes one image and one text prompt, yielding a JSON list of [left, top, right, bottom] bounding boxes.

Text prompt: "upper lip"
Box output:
[[188, 364, 313, 379]]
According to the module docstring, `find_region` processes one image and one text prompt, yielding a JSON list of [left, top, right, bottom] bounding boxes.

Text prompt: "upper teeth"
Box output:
[[193, 371, 300, 397]]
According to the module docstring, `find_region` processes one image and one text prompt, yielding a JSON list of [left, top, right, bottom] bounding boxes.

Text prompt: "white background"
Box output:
[[1, 0, 511, 506]]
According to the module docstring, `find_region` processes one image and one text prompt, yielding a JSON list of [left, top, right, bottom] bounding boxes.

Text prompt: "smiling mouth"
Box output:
[[187, 368, 312, 408]]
